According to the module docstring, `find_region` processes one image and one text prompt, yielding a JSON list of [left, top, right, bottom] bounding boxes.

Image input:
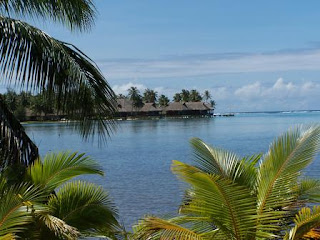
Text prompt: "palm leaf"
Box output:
[[37, 214, 80, 239], [0, 16, 117, 140], [0, 0, 96, 31], [0, 233, 16, 240], [190, 138, 260, 190], [296, 178, 320, 204], [47, 181, 119, 237], [257, 126, 320, 212], [27, 151, 103, 192], [190, 138, 241, 179], [284, 206, 320, 240], [0, 94, 38, 169], [171, 160, 256, 240], [0, 182, 45, 237], [133, 216, 204, 240]]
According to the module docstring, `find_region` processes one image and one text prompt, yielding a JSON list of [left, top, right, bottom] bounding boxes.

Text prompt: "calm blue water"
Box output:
[[23, 111, 320, 228]]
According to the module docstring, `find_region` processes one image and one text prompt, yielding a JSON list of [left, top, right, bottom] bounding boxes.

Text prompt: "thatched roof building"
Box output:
[[185, 102, 212, 111], [115, 99, 213, 118], [140, 103, 162, 112], [164, 102, 188, 112]]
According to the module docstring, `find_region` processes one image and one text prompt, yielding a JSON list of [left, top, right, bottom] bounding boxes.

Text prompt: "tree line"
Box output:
[[119, 87, 216, 108], [2, 89, 56, 121], [3, 87, 216, 121]]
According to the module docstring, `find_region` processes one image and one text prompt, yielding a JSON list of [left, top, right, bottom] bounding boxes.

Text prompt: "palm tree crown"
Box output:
[[0, 151, 120, 239]]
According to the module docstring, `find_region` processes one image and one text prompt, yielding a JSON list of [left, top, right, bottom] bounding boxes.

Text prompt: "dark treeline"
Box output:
[[4, 87, 216, 121], [3, 89, 56, 121], [119, 87, 216, 108]]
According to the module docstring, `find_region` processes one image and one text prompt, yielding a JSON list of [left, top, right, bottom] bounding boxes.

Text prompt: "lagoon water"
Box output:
[[24, 111, 320, 228]]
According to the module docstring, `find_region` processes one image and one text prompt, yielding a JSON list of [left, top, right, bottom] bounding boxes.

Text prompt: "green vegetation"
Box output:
[[0, 1, 121, 239], [119, 88, 215, 107], [2, 89, 55, 121], [128, 87, 144, 108], [0, 0, 117, 167], [134, 125, 320, 240], [0, 151, 119, 239], [143, 89, 158, 103], [158, 95, 170, 107]]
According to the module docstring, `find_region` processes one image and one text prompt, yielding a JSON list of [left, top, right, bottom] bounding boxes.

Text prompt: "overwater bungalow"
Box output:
[[185, 102, 213, 116], [164, 102, 213, 117], [139, 103, 162, 116], [163, 102, 189, 116], [116, 98, 140, 117], [117, 99, 213, 118], [115, 99, 213, 118]]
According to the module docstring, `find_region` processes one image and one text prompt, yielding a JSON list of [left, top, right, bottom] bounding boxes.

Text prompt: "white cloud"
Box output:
[[234, 82, 262, 99], [112, 82, 147, 95], [112, 82, 176, 97], [231, 78, 320, 111], [98, 49, 320, 80]]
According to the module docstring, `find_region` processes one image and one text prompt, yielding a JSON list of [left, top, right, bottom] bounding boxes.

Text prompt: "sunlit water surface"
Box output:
[[24, 111, 320, 228]]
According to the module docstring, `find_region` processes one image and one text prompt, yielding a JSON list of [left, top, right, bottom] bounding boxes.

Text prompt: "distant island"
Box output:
[[3, 87, 218, 121]]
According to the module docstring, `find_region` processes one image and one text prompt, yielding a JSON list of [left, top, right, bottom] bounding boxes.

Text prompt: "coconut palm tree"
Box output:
[[0, 0, 117, 169], [134, 125, 320, 240], [0, 151, 120, 239], [127, 87, 143, 109], [189, 89, 202, 102], [210, 100, 216, 109], [158, 94, 170, 107], [203, 90, 211, 103], [180, 89, 190, 102], [143, 89, 158, 103], [173, 93, 181, 102]]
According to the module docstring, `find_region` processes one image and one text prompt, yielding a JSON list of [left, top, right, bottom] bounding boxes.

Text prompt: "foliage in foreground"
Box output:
[[134, 125, 320, 240], [0, 151, 120, 239], [0, 0, 117, 169]]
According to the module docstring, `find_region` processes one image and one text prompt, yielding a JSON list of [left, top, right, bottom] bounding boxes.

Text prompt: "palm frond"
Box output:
[[284, 206, 320, 240], [171, 160, 256, 240], [0, 233, 16, 240], [0, 95, 38, 169], [38, 214, 80, 239], [0, 183, 45, 237], [0, 0, 96, 31], [47, 181, 119, 237], [133, 216, 204, 240], [297, 178, 320, 203], [27, 151, 103, 192], [0, 16, 117, 140], [190, 138, 259, 190], [257, 125, 320, 214], [190, 137, 241, 179]]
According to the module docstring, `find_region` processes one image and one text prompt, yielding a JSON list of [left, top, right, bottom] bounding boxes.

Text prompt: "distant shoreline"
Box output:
[[235, 110, 320, 114], [20, 110, 320, 125]]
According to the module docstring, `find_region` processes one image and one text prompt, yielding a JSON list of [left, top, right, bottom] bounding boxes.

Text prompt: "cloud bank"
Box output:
[[100, 48, 320, 80], [107, 47, 320, 112]]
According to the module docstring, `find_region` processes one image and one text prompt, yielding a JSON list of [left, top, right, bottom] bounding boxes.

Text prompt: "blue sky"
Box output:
[[31, 1, 320, 112]]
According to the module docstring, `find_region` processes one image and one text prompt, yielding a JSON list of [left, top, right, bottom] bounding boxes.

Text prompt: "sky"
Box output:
[[26, 1, 320, 112]]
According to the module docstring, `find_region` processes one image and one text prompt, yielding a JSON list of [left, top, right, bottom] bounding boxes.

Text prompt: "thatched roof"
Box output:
[[140, 103, 161, 112], [185, 102, 212, 110], [165, 102, 188, 111], [165, 102, 212, 112], [117, 99, 139, 112], [116, 99, 212, 114]]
